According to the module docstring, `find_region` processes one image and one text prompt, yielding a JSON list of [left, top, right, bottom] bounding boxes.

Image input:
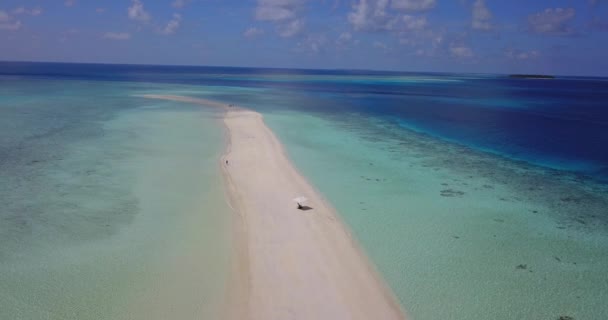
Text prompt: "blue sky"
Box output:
[[1, 0, 607, 75]]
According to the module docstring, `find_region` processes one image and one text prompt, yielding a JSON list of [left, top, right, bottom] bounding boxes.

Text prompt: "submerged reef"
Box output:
[[334, 113, 608, 233]]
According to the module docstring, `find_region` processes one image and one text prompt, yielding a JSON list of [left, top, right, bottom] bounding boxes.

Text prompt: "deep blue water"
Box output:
[[2, 61, 607, 181]]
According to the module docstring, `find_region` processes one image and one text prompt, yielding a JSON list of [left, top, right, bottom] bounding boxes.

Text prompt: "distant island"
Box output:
[[509, 74, 555, 79]]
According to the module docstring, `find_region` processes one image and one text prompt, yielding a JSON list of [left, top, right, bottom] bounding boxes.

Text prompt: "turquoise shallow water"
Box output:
[[2, 63, 608, 320], [264, 110, 608, 320], [0, 80, 232, 319]]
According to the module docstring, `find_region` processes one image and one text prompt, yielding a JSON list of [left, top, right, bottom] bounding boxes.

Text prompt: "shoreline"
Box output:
[[141, 94, 406, 319], [218, 112, 250, 320]]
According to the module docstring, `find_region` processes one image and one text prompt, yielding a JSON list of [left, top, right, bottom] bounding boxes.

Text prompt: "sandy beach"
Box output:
[[142, 95, 405, 320]]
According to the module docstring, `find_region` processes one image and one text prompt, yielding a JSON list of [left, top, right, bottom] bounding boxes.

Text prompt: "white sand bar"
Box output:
[[223, 109, 405, 320], [141, 94, 406, 320]]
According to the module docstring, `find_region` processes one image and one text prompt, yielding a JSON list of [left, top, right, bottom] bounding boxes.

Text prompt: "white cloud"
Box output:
[[528, 8, 576, 36], [373, 40, 389, 51], [392, 0, 436, 12], [336, 31, 360, 48], [348, 0, 434, 32], [255, 0, 306, 37], [373, 41, 387, 48], [398, 23, 438, 41], [0, 10, 22, 31], [347, 0, 441, 60], [449, 41, 473, 58], [257, 6, 295, 21], [348, 0, 397, 31], [244, 27, 265, 38], [402, 14, 427, 31], [296, 34, 328, 53], [102, 32, 131, 40], [32, 7, 43, 16], [128, 0, 151, 22], [432, 33, 443, 47], [255, 0, 302, 21], [397, 26, 446, 59], [13, 7, 43, 16], [279, 18, 304, 37], [160, 13, 181, 35], [172, 0, 192, 9], [337, 31, 352, 43], [517, 51, 539, 60], [505, 48, 540, 60], [59, 28, 79, 42], [471, 0, 492, 30]]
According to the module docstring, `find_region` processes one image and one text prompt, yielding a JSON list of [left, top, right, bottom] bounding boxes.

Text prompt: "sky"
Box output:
[[1, 0, 608, 76]]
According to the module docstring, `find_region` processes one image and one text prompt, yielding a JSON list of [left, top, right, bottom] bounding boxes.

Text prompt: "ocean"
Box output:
[[1, 62, 607, 319]]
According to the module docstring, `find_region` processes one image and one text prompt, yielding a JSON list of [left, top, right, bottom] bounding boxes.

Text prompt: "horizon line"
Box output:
[[1, 59, 604, 79]]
